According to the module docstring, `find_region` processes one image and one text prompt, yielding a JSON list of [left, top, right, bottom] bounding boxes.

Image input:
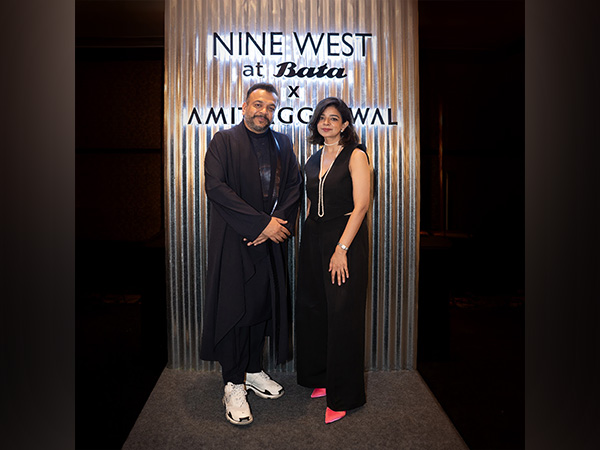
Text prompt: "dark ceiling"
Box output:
[[75, 0, 524, 50]]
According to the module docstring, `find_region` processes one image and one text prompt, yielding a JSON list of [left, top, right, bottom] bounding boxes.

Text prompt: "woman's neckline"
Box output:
[[318, 145, 344, 179]]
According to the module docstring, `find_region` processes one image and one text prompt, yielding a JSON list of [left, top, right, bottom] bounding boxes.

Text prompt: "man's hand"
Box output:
[[245, 217, 290, 246]]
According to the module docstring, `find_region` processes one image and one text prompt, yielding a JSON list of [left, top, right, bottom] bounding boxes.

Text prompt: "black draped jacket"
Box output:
[[200, 122, 302, 364]]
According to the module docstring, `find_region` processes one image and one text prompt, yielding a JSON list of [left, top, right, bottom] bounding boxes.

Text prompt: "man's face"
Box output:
[[242, 89, 278, 133]]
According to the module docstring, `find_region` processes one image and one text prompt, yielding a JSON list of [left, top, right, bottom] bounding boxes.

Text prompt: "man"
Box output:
[[200, 83, 302, 425]]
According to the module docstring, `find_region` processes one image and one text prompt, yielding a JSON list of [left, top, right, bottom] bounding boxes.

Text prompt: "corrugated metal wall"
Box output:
[[164, 0, 420, 371]]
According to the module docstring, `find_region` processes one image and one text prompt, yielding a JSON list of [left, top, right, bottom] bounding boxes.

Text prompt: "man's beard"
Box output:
[[244, 114, 272, 133]]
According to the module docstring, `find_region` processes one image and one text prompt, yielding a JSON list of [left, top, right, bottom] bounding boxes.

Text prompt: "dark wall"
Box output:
[[420, 47, 524, 233], [418, 1, 525, 298], [417, 1, 524, 364], [76, 48, 164, 243], [75, 48, 168, 450]]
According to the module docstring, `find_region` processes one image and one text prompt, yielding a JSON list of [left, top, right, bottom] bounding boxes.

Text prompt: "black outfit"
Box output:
[[296, 144, 369, 411], [201, 122, 302, 384]]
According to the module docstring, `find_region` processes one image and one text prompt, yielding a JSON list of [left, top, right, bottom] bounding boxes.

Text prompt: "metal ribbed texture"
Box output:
[[165, 0, 420, 371]]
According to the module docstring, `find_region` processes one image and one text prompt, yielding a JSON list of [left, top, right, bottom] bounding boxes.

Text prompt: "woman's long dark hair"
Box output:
[[308, 97, 359, 148]]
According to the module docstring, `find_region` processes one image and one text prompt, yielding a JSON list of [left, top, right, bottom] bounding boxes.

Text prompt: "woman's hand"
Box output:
[[329, 246, 349, 286]]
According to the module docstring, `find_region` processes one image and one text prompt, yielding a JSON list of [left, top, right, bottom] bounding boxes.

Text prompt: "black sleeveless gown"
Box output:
[[296, 145, 369, 412]]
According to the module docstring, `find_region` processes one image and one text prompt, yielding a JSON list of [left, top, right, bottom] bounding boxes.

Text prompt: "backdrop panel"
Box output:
[[164, 0, 420, 371]]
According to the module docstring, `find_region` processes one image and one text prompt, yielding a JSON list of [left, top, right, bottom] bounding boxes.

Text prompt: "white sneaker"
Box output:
[[245, 371, 284, 399], [223, 382, 253, 425]]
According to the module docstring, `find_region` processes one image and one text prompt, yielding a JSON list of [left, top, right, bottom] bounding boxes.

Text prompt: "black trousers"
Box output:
[[215, 252, 274, 384], [296, 216, 368, 411], [216, 320, 268, 385]]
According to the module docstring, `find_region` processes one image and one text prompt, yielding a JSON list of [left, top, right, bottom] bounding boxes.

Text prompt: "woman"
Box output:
[[296, 97, 371, 424]]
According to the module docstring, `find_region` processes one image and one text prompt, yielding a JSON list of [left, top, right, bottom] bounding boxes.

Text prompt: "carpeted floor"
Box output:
[[122, 369, 467, 450]]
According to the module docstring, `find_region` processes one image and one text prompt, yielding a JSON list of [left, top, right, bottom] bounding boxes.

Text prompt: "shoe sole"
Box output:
[[223, 398, 253, 425], [246, 384, 284, 399], [225, 412, 253, 425]]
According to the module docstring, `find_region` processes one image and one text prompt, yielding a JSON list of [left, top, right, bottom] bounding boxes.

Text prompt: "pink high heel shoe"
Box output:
[[311, 388, 327, 398], [325, 407, 346, 424]]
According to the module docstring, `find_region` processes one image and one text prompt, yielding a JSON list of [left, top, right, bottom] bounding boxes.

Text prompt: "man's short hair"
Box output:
[[246, 82, 279, 101]]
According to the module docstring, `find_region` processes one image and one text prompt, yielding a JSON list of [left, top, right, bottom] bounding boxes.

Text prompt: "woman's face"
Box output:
[[317, 106, 349, 142]]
